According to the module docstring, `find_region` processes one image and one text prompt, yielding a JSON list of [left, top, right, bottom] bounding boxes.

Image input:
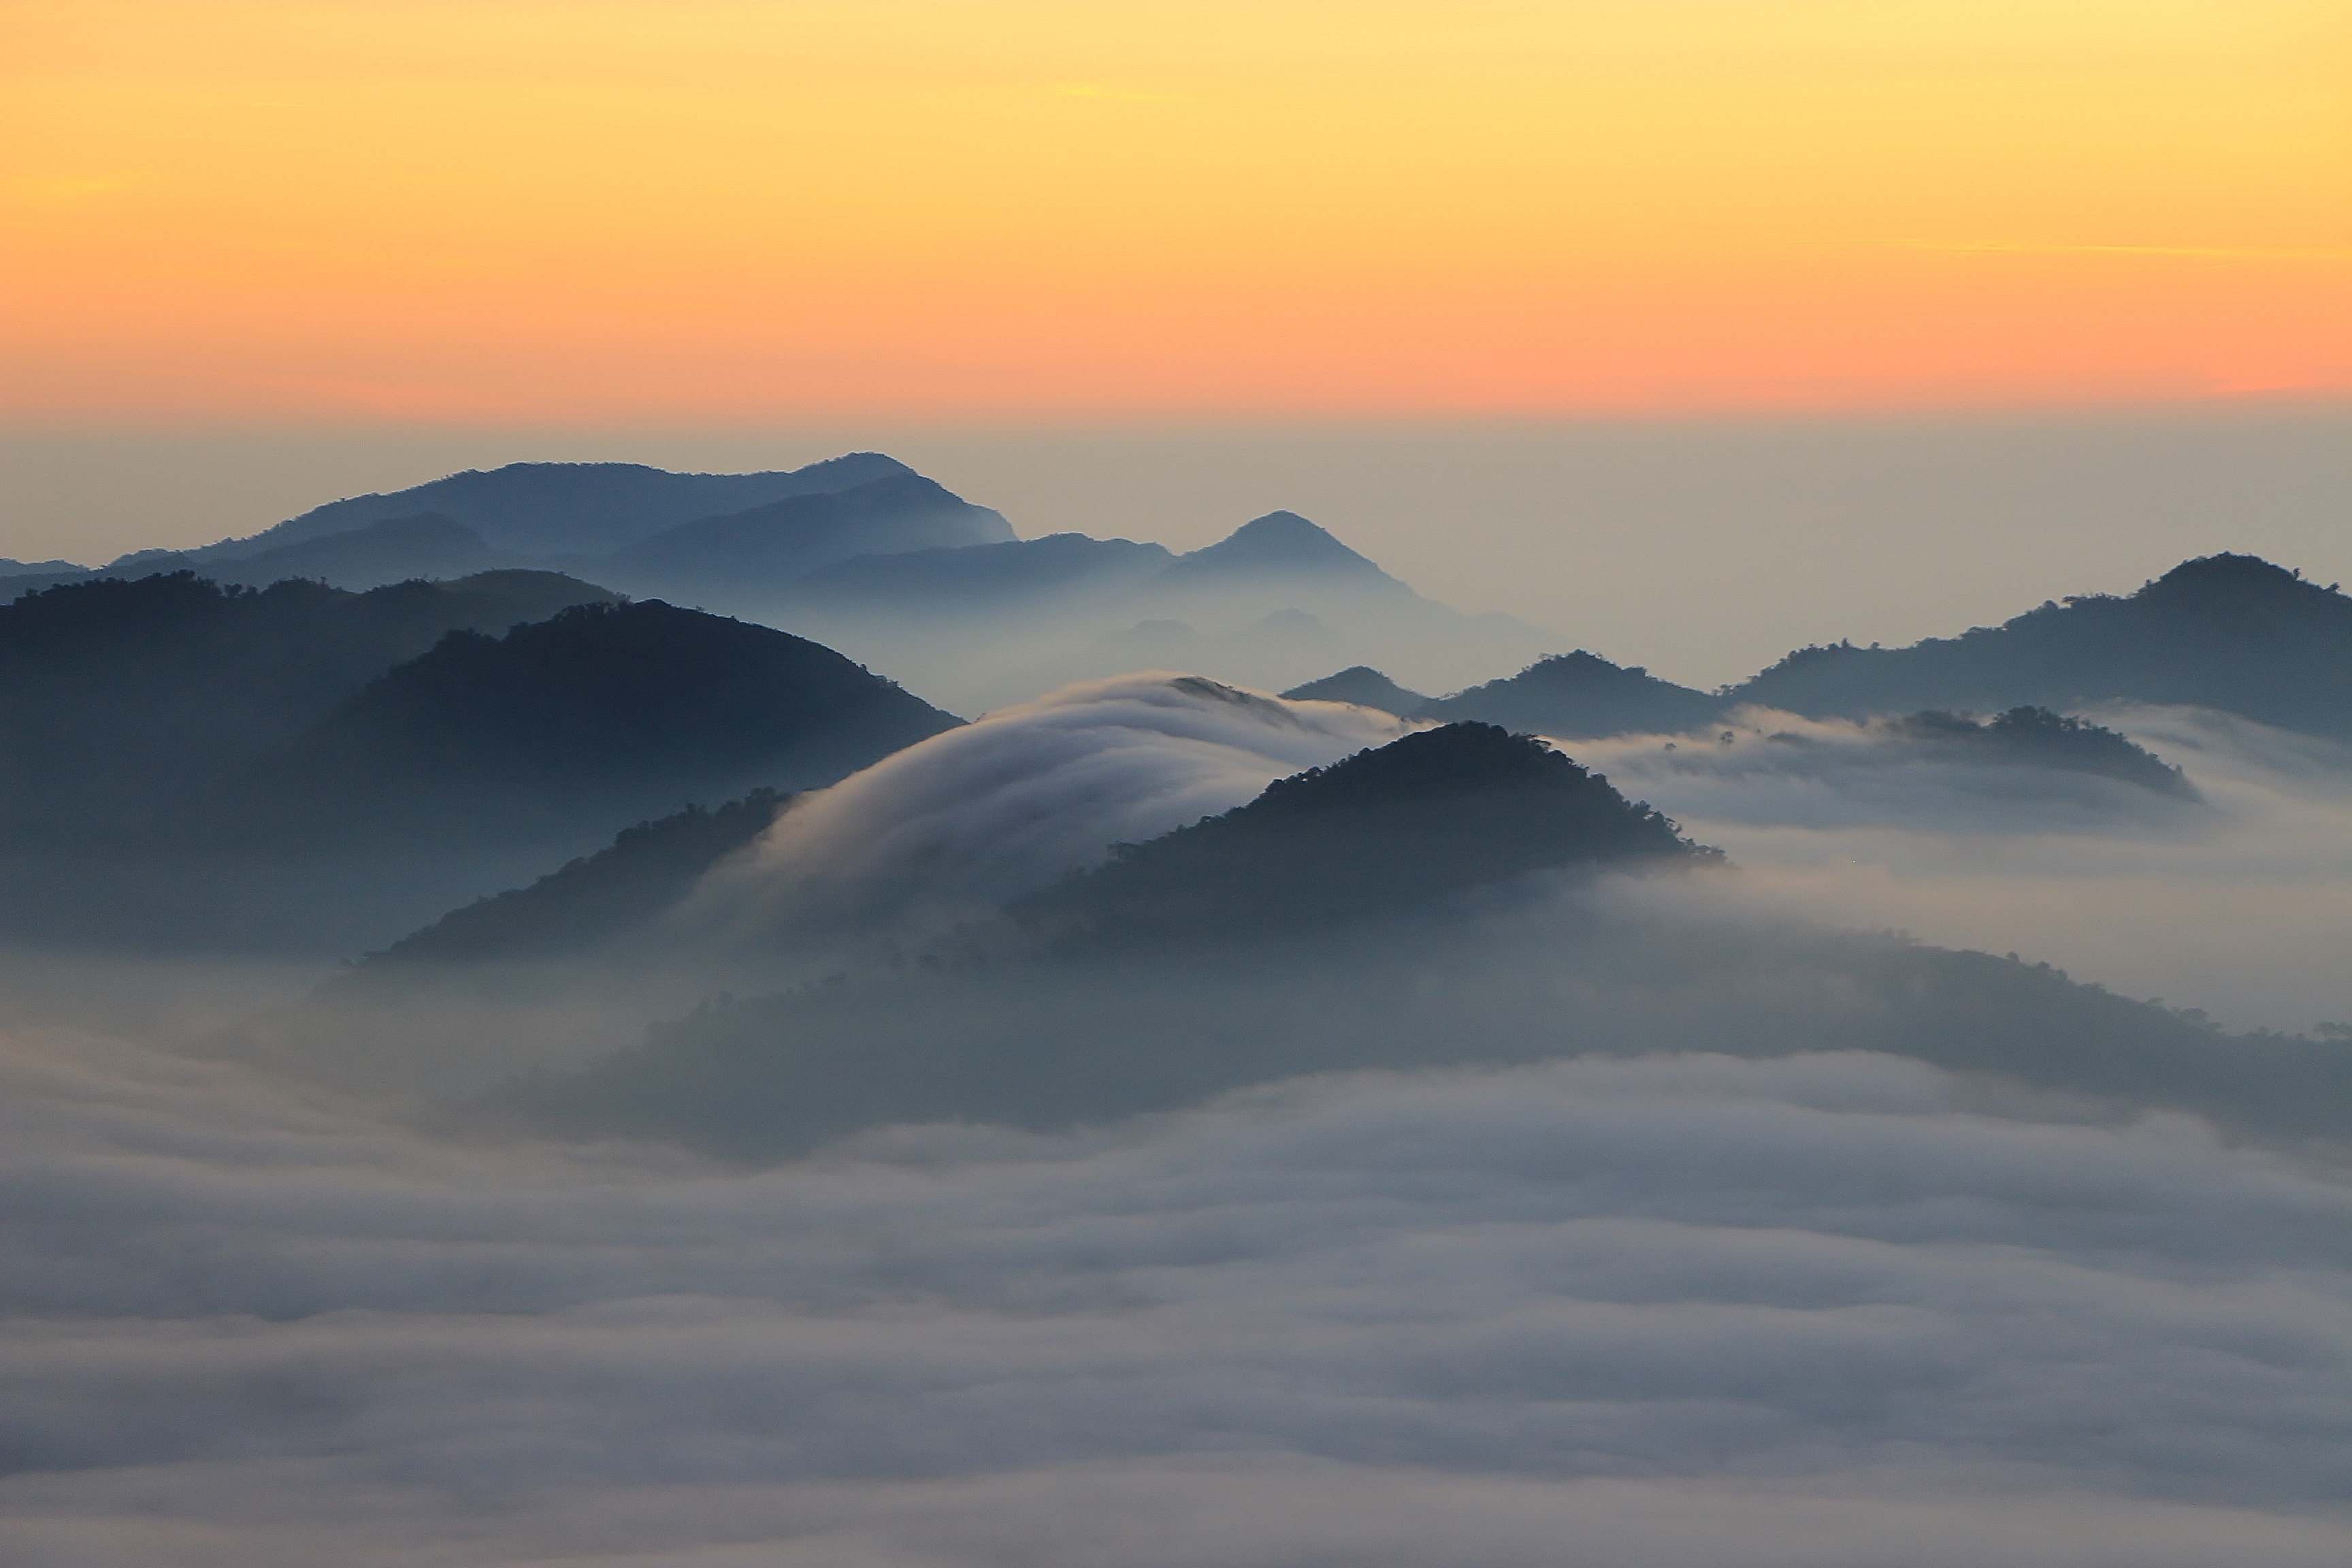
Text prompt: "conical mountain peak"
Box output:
[[1173, 510, 1387, 576]]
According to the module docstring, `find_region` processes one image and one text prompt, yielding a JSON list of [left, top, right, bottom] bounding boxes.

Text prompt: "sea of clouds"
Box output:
[[1578, 704, 2352, 1032], [5, 1022, 2349, 1566], [7, 681, 2352, 1564]]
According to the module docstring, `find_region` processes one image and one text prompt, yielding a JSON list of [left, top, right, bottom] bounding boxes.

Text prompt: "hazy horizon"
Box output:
[[7, 404, 2347, 689]]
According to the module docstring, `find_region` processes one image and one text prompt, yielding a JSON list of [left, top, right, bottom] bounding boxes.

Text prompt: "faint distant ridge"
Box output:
[[1417, 650, 1726, 739], [1018, 721, 1708, 943], [1734, 553, 2352, 739], [1156, 510, 1395, 583], [1878, 707, 2201, 799], [1281, 666, 1430, 714], [778, 534, 1175, 614], [605, 471, 1012, 600], [176, 512, 502, 591], [143, 453, 914, 563]]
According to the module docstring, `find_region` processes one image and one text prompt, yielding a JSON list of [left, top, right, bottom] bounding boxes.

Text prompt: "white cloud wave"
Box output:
[[675, 673, 1416, 936]]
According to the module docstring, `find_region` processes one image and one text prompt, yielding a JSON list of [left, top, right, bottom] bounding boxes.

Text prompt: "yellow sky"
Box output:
[[3, 0, 2347, 421]]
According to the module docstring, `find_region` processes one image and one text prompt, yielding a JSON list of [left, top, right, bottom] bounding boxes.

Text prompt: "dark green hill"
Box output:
[[1281, 666, 1430, 714], [1016, 723, 1707, 945], [1733, 553, 2352, 738], [243, 600, 960, 844], [1417, 651, 1725, 739]]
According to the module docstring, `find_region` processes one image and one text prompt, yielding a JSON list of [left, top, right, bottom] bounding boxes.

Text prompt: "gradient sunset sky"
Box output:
[[5, 0, 2347, 425]]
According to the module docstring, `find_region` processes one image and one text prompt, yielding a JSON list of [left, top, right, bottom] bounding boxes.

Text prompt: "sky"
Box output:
[[3, 0, 2347, 424], [3, 3, 2349, 676]]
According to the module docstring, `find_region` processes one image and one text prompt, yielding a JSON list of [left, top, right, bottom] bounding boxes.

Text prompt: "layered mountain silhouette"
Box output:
[[0, 570, 957, 949], [134, 453, 913, 563], [601, 472, 1013, 605], [489, 723, 1715, 1149], [47, 457, 1012, 602], [774, 508, 1553, 710], [1273, 551, 2351, 752], [238, 601, 957, 845], [1873, 707, 2199, 798], [366, 789, 796, 966], [131, 512, 510, 592], [1281, 666, 1431, 713], [1416, 651, 1725, 738], [0, 568, 619, 848], [1018, 723, 1707, 945], [1728, 554, 2352, 740]]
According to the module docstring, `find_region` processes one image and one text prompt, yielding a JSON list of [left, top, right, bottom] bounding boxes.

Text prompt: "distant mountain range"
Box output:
[[761, 509, 1554, 710], [0, 570, 956, 949], [1285, 553, 2352, 747], [7, 457, 1015, 604], [3, 459, 1546, 709], [476, 717, 2332, 1158]]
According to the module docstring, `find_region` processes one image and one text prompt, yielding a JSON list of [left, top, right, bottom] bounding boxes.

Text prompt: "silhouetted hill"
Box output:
[[144, 454, 911, 564], [1017, 723, 1707, 943], [1154, 510, 1396, 586], [497, 924, 2349, 1161], [0, 569, 619, 847], [1733, 554, 2352, 738], [242, 600, 960, 843], [364, 789, 795, 966], [1280, 667, 1432, 713], [1419, 651, 1725, 739], [1878, 707, 2199, 798], [602, 472, 1015, 602]]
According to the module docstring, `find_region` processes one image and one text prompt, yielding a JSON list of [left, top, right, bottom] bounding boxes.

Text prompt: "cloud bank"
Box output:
[[1573, 705, 2352, 1032], [3, 1022, 2349, 1566]]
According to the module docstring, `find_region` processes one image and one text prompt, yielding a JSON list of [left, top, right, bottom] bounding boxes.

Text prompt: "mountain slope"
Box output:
[[240, 600, 960, 843], [1281, 666, 1432, 714], [1418, 651, 1726, 739], [602, 472, 1015, 603], [201, 512, 504, 589], [140, 453, 912, 564], [363, 789, 796, 965], [1016, 722, 1706, 943], [0, 569, 620, 847], [1154, 510, 1399, 587], [1732, 553, 2352, 738]]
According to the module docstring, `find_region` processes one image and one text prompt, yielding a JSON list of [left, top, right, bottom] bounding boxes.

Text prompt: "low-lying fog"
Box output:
[[4, 679, 2348, 1566]]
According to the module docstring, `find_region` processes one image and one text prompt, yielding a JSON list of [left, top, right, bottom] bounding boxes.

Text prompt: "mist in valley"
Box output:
[[4, 457, 2351, 1566]]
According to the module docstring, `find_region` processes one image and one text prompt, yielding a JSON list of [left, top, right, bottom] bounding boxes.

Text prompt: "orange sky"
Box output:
[[3, 1, 2347, 421]]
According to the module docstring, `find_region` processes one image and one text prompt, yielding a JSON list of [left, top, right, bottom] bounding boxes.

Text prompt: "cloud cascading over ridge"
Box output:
[[676, 674, 1416, 937]]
